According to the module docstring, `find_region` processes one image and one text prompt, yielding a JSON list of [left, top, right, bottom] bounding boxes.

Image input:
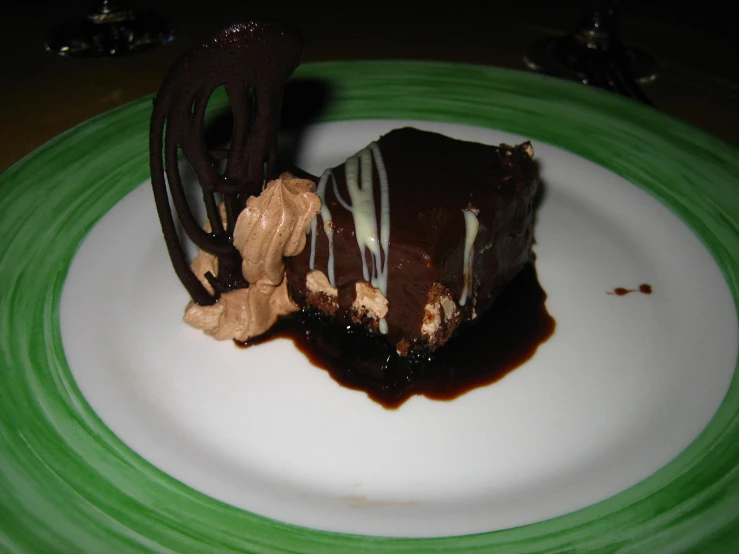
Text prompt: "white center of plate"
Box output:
[[60, 120, 737, 538]]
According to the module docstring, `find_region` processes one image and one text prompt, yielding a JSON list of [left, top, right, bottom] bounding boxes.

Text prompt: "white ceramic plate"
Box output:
[[60, 119, 737, 538]]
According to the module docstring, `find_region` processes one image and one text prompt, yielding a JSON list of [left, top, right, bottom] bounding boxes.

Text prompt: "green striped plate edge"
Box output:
[[1, 61, 738, 553]]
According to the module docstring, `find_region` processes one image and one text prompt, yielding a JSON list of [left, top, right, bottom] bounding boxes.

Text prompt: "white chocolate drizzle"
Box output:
[[308, 142, 391, 335], [309, 170, 339, 287], [460, 209, 479, 306], [345, 143, 391, 334]]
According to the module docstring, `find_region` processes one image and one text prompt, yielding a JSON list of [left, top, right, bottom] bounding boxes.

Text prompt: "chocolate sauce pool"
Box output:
[[237, 264, 555, 409]]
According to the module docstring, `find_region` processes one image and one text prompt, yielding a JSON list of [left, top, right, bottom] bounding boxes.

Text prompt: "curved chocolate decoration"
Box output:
[[150, 21, 303, 305]]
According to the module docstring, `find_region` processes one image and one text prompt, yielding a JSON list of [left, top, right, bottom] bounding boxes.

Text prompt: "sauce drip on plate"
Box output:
[[607, 284, 653, 296]]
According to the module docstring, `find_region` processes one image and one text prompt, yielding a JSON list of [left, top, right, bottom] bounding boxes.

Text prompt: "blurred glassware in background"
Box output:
[[524, 0, 657, 105], [45, 0, 174, 57]]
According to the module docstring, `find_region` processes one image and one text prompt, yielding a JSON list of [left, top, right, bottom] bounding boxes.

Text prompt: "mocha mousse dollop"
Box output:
[[184, 173, 320, 341]]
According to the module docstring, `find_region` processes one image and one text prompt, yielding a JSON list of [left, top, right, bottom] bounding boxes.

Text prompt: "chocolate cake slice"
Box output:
[[285, 127, 539, 356]]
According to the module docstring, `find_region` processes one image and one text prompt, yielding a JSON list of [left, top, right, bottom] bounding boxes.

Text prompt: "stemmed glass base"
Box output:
[[45, 1, 174, 57], [524, 2, 657, 85]]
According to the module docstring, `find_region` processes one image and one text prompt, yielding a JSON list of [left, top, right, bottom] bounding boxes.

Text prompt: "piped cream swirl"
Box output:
[[185, 173, 320, 341]]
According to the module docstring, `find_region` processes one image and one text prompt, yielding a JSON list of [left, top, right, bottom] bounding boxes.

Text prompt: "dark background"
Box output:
[[1, 0, 737, 169]]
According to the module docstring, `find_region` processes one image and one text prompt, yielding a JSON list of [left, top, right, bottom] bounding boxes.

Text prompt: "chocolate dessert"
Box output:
[[149, 21, 554, 406], [284, 127, 538, 356]]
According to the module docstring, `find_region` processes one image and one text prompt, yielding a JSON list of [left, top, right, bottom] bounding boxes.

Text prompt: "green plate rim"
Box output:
[[1, 60, 738, 553]]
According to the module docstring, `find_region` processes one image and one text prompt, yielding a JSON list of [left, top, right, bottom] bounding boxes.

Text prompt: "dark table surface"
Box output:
[[1, 0, 737, 172]]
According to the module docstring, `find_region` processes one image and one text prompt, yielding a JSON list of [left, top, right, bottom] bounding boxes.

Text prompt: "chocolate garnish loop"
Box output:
[[150, 21, 303, 304]]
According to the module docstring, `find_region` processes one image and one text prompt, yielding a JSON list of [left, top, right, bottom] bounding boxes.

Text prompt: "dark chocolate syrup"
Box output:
[[607, 284, 653, 296], [237, 264, 555, 409]]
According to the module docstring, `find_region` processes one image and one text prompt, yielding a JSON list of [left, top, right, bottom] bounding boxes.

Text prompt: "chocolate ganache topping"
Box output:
[[150, 21, 303, 306], [285, 127, 539, 355]]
